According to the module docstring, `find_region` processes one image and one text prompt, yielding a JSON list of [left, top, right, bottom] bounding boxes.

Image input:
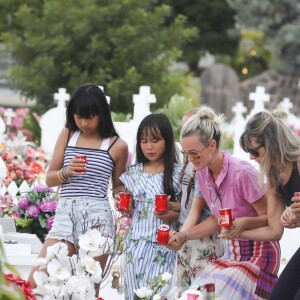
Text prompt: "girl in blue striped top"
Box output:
[[28, 83, 128, 292], [115, 113, 181, 300]]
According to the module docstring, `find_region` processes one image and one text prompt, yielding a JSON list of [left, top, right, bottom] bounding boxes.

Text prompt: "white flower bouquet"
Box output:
[[33, 229, 113, 299]]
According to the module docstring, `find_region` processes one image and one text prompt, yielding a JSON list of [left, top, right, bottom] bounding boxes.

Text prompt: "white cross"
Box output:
[[4, 108, 15, 126], [232, 101, 247, 117], [279, 97, 293, 113], [132, 86, 156, 124], [54, 88, 70, 110], [98, 86, 110, 104], [248, 86, 270, 118]]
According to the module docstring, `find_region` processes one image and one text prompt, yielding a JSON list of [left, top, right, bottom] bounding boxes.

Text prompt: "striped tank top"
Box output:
[[60, 130, 116, 200]]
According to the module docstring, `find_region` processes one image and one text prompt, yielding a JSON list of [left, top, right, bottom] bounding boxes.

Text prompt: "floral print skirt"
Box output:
[[177, 235, 217, 294]]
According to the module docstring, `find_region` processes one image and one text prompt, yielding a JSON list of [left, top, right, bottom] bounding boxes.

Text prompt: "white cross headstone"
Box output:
[[114, 86, 157, 162], [231, 102, 249, 160], [247, 86, 270, 119], [98, 86, 110, 104], [54, 88, 70, 110], [278, 97, 293, 113], [232, 101, 247, 120], [278, 97, 300, 131], [40, 88, 70, 154], [4, 108, 15, 127], [132, 86, 156, 126]]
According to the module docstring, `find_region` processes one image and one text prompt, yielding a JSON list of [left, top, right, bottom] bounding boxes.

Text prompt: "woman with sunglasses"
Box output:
[[239, 109, 300, 300], [168, 105, 280, 299]]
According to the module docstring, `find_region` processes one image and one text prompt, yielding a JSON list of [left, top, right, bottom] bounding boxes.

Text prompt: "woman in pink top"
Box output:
[[168, 106, 280, 299]]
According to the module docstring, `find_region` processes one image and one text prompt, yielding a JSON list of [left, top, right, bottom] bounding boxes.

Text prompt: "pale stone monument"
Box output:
[[201, 63, 240, 119], [247, 86, 270, 120], [114, 86, 157, 157], [40, 87, 71, 154], [230, 101, 249, 161]]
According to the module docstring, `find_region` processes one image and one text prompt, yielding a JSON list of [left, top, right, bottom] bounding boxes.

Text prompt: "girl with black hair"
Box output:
[[28, 83, 128, 292], [115, 113, 181, 300]]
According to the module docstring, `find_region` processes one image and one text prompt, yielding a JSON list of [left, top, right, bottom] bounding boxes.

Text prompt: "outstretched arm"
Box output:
[[238, 186, 285, 241]]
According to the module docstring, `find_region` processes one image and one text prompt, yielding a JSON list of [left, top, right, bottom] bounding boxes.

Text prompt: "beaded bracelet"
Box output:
[[57, 170, 65, 183], [58, 168, 70, 183], [61, 167, 69, 181]]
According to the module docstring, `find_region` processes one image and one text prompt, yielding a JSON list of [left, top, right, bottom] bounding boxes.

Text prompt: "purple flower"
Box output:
[[11, 210, 21, 218], [18, 197, 30, 209], [46, 216, 55, 231], [34, 185, 48, 193], [26, 204, 40, 218], [39, 201, 58, 212]]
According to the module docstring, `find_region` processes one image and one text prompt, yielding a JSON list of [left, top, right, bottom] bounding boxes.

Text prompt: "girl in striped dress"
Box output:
[[115, 113, 181, 300], [171, 106, 280, 299], [28, 83, 128, 291]]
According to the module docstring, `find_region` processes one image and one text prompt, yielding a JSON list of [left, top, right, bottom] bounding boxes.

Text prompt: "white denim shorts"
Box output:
[[46, 196, 114, 244]]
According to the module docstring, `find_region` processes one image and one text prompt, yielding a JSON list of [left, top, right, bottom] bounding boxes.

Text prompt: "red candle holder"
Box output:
[[75, 155, 87, 174], [157, 224, 169, 245], [187, 292, 199, 300], [119, 192, 131, 211], [219, 208, 233, 227], [155, 194, 168, 212]]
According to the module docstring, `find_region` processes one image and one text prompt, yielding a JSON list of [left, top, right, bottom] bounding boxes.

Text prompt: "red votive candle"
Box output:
[[75, 155, 87, 174], [157, 224, 170, 245], [219, 208, 233, 227], [155, 194, 168, 212], [119, 192, 131, 211], [187, 293, 199, 300]]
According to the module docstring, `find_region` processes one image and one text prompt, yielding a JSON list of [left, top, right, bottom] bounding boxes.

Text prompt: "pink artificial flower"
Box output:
[[26, 204, 40, 218], [11, 210, 21, 218], [18, 197, 30, 209], [46, 216, 55, 231], [34, 185, 48, 193], [39, 201, 58, 212]]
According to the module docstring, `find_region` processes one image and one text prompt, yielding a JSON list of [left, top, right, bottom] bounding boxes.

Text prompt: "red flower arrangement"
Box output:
[[5, 273, 36, 300]]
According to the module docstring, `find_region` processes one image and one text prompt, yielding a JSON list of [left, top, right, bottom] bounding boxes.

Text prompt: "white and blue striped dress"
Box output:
[[120, 163, 181, 300]]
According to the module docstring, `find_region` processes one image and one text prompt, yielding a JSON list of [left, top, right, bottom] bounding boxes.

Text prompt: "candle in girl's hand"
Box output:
[[155, 194, 168, 212], [75, 155, 87, 174], [119, 192, 131, 211], [157, 224, 169, 245]]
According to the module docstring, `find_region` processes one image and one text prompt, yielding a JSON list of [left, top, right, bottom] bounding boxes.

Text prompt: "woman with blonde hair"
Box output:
[[169, 105, 280, 299]]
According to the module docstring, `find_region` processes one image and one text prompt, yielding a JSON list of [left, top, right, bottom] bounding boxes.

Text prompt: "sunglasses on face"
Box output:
[[181, 147, 206, 159], [243, 144, 264, 157]]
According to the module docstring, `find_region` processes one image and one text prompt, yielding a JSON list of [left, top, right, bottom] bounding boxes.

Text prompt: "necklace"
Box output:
[[209, 185, 222, 214]]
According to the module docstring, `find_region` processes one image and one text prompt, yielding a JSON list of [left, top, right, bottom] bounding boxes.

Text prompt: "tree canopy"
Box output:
[[1, 0, 196, 113], [227, 0, 300, 75], [162, 0, 239, 73]]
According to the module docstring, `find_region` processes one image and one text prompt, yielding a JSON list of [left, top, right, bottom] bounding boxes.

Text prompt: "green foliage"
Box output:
[[227, 0, 300, 75], [22, 112, 41, 146], [161, 0, 239, 74], [156, 94, 195, 140], [111, 112, 132, 122], [217, 30, 273, 79], [1, 0, 197, 114]]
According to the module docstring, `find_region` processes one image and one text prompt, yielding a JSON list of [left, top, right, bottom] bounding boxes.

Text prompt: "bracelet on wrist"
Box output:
[[58, 168, 70, 183], [61, 167, 69, 180], [57, 170, 65, 183]]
